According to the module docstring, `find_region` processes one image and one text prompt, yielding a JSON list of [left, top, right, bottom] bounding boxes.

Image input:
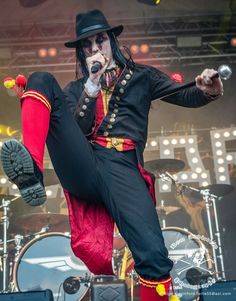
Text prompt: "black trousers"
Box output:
[[26, 72, 173, 280]]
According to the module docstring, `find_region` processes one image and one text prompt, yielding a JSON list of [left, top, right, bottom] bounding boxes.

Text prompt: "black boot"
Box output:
[[1, 139, 46, 206]]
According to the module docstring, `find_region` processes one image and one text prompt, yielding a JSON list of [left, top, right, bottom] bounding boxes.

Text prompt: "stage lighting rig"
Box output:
[[19, 0, 48, 7], [137, 0, 161, 5]]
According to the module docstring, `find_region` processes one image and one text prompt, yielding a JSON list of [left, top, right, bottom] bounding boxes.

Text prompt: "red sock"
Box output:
[[139, 277, 171, 301], [21, 97, 50, 173]]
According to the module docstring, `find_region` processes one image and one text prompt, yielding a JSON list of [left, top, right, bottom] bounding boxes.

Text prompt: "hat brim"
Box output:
[[64, 25, 123, 48]]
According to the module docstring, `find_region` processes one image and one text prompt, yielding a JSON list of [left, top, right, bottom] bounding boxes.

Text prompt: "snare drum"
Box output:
[[13, 232, 91, 301]]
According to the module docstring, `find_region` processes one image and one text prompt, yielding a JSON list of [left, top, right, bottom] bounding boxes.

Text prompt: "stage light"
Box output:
[[181, 174, 188, 180], [201, 173, 208, 179], [230, 37, 236, 47], [179, 138, 186, 144], [226, 154, 233, 161], [12, 184, 18, 190], [216, 150, 223, 156], [140, 44, 150, 54], [188, 138, 194, 144], [217, 158, 224, 164], [189, 147, 196, 154], [150, 140, 157, 146], [211, 127, 236, 184], [163, 149, 170, 155], [218, 167, 225, 173], [233, 130, 236, 136], [163, 139, 170, 145], [159, 135, 210, 188], [38, 48, 47, 58], [48, 47, 58, 57], [0, 178, 7, 184], [170, 72, 184, 83], [137, 0, 161, 5], [191, 173, 198, 179], [162, 184, 169, 191], [130, 44, 139, 55], [223, 131, 230, 137], [219, 175, 226, 182], [214, 133, 221, 139], [0, 141, 3, 147], [192, 157, 199, 164], [46, 190, 53, 196], [202, 181, 209, 187], [196, 167, 202, 173], [171, 139, 177, 145]]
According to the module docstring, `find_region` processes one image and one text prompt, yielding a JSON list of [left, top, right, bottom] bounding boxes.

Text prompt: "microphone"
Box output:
[[91, 62, 102, 74], [186, 268, 212, 285], [158, 64, 232, 100]]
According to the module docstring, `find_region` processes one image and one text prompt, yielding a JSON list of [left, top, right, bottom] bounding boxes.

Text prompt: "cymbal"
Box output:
[[44, 169, 59, 186], [156, 206, 180, 215], [191, 184, 234, 198], [144, 159, 185, 173], [13, 213, 69, 233]]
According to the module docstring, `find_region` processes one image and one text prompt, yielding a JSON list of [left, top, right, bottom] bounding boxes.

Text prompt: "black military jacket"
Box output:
[[63, 64, 212, 165]]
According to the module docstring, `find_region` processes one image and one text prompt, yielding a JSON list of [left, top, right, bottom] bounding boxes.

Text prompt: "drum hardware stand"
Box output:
[[200, 190, 225, 280], [158, 172, 175, 228], [14, 234, 24, 258], [159, 200, 166, 228], [0, 196, 19, 292], [160, 172, 226, 281], [127, 270, 138, 301]]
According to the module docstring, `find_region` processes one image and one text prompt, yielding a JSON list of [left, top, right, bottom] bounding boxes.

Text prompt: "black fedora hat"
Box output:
[[65, 9, 123, 48]]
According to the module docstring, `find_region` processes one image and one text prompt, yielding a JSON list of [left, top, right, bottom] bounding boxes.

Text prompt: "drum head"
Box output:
[[13, 232, 90, 300], [162, 227, 213, 301]]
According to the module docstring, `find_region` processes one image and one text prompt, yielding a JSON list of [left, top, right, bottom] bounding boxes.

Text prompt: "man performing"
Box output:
[[1, 9, 223, 301]]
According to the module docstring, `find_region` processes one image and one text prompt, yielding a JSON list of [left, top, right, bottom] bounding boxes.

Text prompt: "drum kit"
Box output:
[[111, 158, 234, 301], [0, 169, 92, 300], [0, 160, 234, 301], [143, 158, 234, 300]]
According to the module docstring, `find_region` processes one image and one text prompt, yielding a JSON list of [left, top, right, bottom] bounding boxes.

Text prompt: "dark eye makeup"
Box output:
[[81, 34, 107, 48], [96, 34, 105, 44], [81, 39, 91, 48]]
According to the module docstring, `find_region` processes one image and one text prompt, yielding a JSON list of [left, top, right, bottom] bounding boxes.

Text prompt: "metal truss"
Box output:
[[0, 13, 235, 74]]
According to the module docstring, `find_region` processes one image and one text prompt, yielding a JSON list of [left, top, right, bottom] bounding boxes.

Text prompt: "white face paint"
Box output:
[[81, 32, 114, 68]]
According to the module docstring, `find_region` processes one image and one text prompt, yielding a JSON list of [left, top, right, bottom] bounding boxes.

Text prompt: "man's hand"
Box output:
[[195, 68, 223, 97], [86, 51, 109, 85]]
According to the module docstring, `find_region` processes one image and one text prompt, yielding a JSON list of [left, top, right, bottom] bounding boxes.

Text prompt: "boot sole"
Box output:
[[1, 139, 46, 206]]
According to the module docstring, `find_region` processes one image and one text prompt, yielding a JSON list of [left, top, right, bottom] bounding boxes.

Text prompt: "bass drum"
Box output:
[[163, 227, 213, 301], [13, 232, 90, 301], [123, 227, 213, 301]]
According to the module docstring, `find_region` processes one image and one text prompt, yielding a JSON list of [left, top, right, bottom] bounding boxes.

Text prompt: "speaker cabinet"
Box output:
[[0, 290, 54, 301], [91, 276, 128, 301]]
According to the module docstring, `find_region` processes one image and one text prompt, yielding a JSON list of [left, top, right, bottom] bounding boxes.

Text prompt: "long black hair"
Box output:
[[75, 30, 135, 79]]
